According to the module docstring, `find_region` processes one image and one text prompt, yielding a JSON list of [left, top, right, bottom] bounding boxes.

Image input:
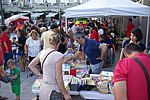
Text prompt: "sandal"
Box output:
[[29, 74, 33, 77], [21, 69, 25, 72]]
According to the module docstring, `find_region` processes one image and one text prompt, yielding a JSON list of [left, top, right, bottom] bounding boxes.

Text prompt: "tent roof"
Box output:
[[46, 13, 57, 17], [5, 15, 29, 26], [31, 13, 44, 18], [65, 0, 150, 18]]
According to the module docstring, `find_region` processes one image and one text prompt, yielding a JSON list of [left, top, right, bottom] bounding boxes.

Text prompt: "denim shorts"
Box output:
[[18, 50, 24, 57], [90, 61, 104, 74]]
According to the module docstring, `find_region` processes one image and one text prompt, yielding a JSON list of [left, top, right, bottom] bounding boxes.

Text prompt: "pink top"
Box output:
[[113, 53, 150, 100], [90, 29, 99, 42]]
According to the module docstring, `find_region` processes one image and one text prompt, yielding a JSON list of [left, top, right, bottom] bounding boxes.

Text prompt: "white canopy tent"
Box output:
[[64, 0, 150, 47], [65, 0, 150, 17], [31, 13, 44, 18], [46, 13, 57, 18], [18, 13, 29, 16], [5, 15, 29, 26]]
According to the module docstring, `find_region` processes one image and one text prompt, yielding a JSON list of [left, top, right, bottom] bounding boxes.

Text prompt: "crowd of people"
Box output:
[[0, 17, 149, 100]]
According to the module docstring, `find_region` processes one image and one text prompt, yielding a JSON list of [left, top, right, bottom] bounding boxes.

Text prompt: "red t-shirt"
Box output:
[[113, 53, 150, 100], [127, 23, 135, 38], [0, 41, 3, 64], [0, 32, 12, 53], [90, 29, 99, 42]]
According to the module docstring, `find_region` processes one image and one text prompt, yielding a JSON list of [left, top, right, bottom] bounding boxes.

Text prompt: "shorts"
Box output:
[[4, 52, 13, 67], [29, 56, 40, 65], [18, 50, 24, 57], [11, 85, 20, 96], [90, 61, 104, 74]]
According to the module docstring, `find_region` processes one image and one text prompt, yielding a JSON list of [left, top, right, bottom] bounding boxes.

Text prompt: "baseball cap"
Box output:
[[98, 29, 104, 35]]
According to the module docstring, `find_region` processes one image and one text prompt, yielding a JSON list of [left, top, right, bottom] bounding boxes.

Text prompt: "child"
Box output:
[[12, 37, 18, 62], [7, 59, 20, 100]]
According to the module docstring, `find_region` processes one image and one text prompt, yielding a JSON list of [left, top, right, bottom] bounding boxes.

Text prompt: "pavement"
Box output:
[[0, 49, 120, 100]]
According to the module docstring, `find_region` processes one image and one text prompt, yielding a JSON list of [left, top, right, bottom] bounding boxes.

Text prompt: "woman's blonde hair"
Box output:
[[30, 30, 38, 36], [49, 33, 61, 45]]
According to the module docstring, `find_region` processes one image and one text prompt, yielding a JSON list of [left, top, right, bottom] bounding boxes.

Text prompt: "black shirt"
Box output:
[[18, 35, 26, 50]]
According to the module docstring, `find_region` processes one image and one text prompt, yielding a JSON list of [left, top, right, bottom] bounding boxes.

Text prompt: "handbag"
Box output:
[[50, 90, 64, 100], [132, 57, 150, 100], [41, 50, 64, 100]]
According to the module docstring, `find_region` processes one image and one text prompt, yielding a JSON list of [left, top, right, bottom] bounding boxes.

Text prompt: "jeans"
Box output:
[[90, 61, 104, 74], [107, 48, 111, 64]]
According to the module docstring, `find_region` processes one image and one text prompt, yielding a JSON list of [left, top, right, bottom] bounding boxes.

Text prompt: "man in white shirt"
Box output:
[[71, 23, 79, 34], [41, 24, 58, 49]]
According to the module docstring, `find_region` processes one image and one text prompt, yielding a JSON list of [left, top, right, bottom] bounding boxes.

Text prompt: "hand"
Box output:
[[63, 57, 69, 63], [5, 49, 9, 53], [24, 52, 27, 55], [64, 93, 72, 100]]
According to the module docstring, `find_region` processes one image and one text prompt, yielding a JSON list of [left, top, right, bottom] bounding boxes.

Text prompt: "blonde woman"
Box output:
[[28, 33, 72, 100]]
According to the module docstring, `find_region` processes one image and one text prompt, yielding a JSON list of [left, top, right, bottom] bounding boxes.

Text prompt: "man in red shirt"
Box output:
[[0, 28, 8, 100], [113, 43, 150, 100], [0, 28, 4, 67], [126, 18, 135, 38], [0, 25, 12, 69]]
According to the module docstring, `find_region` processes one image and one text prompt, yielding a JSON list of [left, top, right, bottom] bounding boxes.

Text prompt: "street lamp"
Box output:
[[59, 4, 61, 28], [59, 3, 64, 28]]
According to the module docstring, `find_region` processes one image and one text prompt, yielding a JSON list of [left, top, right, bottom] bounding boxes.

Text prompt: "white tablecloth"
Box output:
[[79, 90, 114, 100]]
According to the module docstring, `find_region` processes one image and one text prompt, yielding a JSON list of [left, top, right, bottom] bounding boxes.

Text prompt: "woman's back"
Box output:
[[39, 48, 63, 83]]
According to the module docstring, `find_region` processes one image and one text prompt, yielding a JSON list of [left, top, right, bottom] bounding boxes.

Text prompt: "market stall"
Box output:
[[64, 0, 150, 47], [32, 60, 114, 100]]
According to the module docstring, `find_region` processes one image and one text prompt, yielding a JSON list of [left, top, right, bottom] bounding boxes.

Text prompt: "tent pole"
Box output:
[[146, 11, 150, 48], [65, 17, 68, 34]]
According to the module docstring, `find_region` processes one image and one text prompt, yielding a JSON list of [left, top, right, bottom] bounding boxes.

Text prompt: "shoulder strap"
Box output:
[[132, 57, 150, 100], [41, 50, 55, 70]]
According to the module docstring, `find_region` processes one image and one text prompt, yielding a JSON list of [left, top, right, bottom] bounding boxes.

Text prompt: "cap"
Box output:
[[98, 29, 104, 35]]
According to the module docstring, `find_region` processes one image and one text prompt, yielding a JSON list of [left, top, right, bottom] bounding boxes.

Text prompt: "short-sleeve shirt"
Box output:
[[26, 37, 41, 57], [0, 32, 12, 53], [106, 38, 113, 49], [99, 38, 113, 49], [123, 40, 146, 52], [90, 29, 99, 42], [79, 38, 101, 64], [0, 45, 3, 64], [18, 35, 26, 50], [127, 23, 135, 38], [10, 67, 20, 86], [41, 30, 54, 49], [113, 53, 150, 100]]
